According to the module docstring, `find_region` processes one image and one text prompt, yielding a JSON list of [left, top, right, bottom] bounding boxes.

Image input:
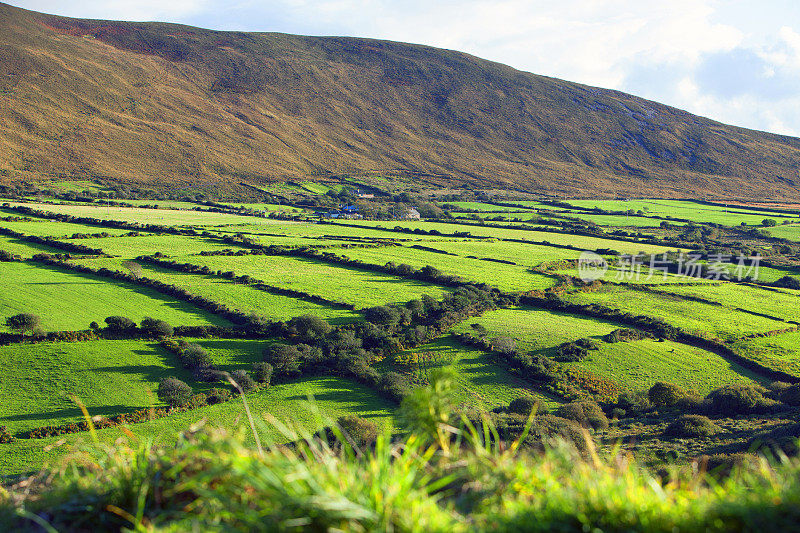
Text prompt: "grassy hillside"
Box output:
[[2, 3, 800, 199]]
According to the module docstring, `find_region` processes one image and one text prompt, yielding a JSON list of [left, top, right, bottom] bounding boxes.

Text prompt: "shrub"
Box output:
[[5, 313, 41, 335], [263, 344, 301, 377], [253, 362, 274, 385], [140, 317, 174, 337], [288, 314, 333, 341], [364, 305, 402, 326], [230, 370, 257, 393], [206, 387, 232, 405], [0, 250, 15, 261], [181, 343, 213, 370], [508, 395, 539, 416], [648, 382, 687, 408], [554, 342, 589, 362], [524, 415, 590, 452], [157, 378, 192, 407], [377, 371, 410, 403], [617, 390, 652, 416], [0, 426, 14, 443], [665, 415, 720, 438], [104, 316, 137, 334], [706, 385, 765, 416], [336, 415, 379, 448], [492, 335, 518, 356], [604, 328, 652, 343], [555, 401, 609, 431]]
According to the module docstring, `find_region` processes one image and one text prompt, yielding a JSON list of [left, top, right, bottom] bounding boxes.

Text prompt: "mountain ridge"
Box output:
[[1, 2, 799, 199]]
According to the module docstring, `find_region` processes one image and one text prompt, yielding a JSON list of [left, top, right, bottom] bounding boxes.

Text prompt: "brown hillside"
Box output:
[[1, 3, 800, 199]]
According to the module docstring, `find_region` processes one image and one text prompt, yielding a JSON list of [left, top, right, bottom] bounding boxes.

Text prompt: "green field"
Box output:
[[183, 253, 451, 308], [655, 283, 800, 322], [0, 218, 136, 237], [0, 261, 228, 332], [0, 235, 63, 257], [444, 201, 535, 212], [220, 202, 306, 212], [393, 336, 561, 410], [78, 234, 247, 259], [731, 331, 800, 378], [6, 201, 280, 226], [451, 307, 760, 393], [340, 220, 683, 254], [325, 244, 559, 291], [215, 221, 463, 242], [562, 285, 786, 341], [563, 199, 799, 226], [73, 258, 361, 323], [765, 223, 800, 241], [0, 375, 395, 476]]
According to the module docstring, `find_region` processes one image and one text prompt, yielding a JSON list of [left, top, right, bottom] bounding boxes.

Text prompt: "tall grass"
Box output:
[[2, 372, 800, 531]]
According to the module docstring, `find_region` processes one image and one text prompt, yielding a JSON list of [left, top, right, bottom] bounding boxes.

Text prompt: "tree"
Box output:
[[253, 362, 273, 385], [181, 343, 213, 370], [364, 305, 401, 326], [157, 378, 192, 407], [288, 314, 333, 341], [762, 218, 778, 227], [263, 344, 301, 377], [0, 250, 15, 262], [5, 313, 40, 335]]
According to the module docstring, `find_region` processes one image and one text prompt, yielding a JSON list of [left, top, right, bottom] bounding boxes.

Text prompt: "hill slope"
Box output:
[[1, 3, 800, 199]]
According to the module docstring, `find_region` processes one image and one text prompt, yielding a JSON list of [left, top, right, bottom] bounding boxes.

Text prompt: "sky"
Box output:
[[10, 0, 800, 136]]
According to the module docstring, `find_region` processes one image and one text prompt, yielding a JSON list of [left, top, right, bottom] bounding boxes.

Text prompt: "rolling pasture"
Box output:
[[1, 196, 797, 477]]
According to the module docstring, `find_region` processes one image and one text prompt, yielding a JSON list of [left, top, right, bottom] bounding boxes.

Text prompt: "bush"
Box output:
[[555, 401, 609, 431], [0, 250, 15, 261], [104, 316, 137, 334], [779, 383, 800, 406], [665, 415, 720, 438], [377, 372, 410, 402], [157, 378, 192, 407], [617, 390, 652, 416], [206, 387, 231, 405], [230, 369, 257, 392], [364, 305, 402, 326], [525, 415, 590, 452], [140, 317, 174, 337], [336, 415, 379, 448], [492, 335, 518, 356], [554, 342, 589, 362], [648, 382, 687, 408], [181, 343, 213, 370], [263, 344, 301, 377], [508, 395, 539, 416], [288, 314, 333, 341], [253, 362, 274, 385], [706, 385, 765, 416]]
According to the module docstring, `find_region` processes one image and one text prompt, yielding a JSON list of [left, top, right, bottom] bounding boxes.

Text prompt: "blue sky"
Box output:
[[10, 0, 800, 136]]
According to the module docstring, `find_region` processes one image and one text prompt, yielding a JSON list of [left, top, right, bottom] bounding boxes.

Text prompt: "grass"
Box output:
[[0, 235, 63, 257], [215, 221, 463, 241], [325, 244, 559, 292], [392, 336, 561, 410], [562, 285, 787, 341], [182, 253, 452, 308], [451, 307, 761, 393], [0, 261, 228, 332], [731, 331, 800, 378], [6, 201, 278, 226], [0, 218, 134, 237], [77, 234, 247, 259], [563, 199, 799, 226], [0, 340, 188, 433], [341, 220, 684, 254], [445, 201, 535, 212], [0, 375, 395, 476], [73, 258, 361, 323], [219, 202, 306, 212], [764, 223, 800, 242], [655, 282, 800, 322]]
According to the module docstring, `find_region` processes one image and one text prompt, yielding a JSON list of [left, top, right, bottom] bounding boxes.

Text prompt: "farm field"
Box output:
[[0, 235, 63, 257], [215, 221, 463, 241], [653, 283, 800, 322], [451, 308, 761, 393], [764, 223, 800, 241], [72, 258, 361, 323], [445, 201, 535, 212], [563, 199, 799, 226], [0, 218, 136, 237], [4, 201, 277, 226], [220, 202, 306, 212], [326, 244, 558, 291], [0, 376, 395, 476], [0, 261, 228, 332], [393, 336, 561, 410], [341, 220, 684, 254], [562, 285, 787, 340], [731, 331, 800, 378], [182, 253, 452, 308], [78, 234, 248, 259]]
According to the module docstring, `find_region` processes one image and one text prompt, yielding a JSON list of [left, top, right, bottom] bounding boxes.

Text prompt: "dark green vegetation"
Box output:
[[3, 3, 800, 199]]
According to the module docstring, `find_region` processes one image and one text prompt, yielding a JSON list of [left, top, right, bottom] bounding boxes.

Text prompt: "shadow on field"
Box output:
[[0, 404, 133, 424]]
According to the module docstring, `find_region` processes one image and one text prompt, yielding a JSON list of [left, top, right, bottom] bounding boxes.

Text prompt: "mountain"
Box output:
[[1, 2, 800, 200]]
